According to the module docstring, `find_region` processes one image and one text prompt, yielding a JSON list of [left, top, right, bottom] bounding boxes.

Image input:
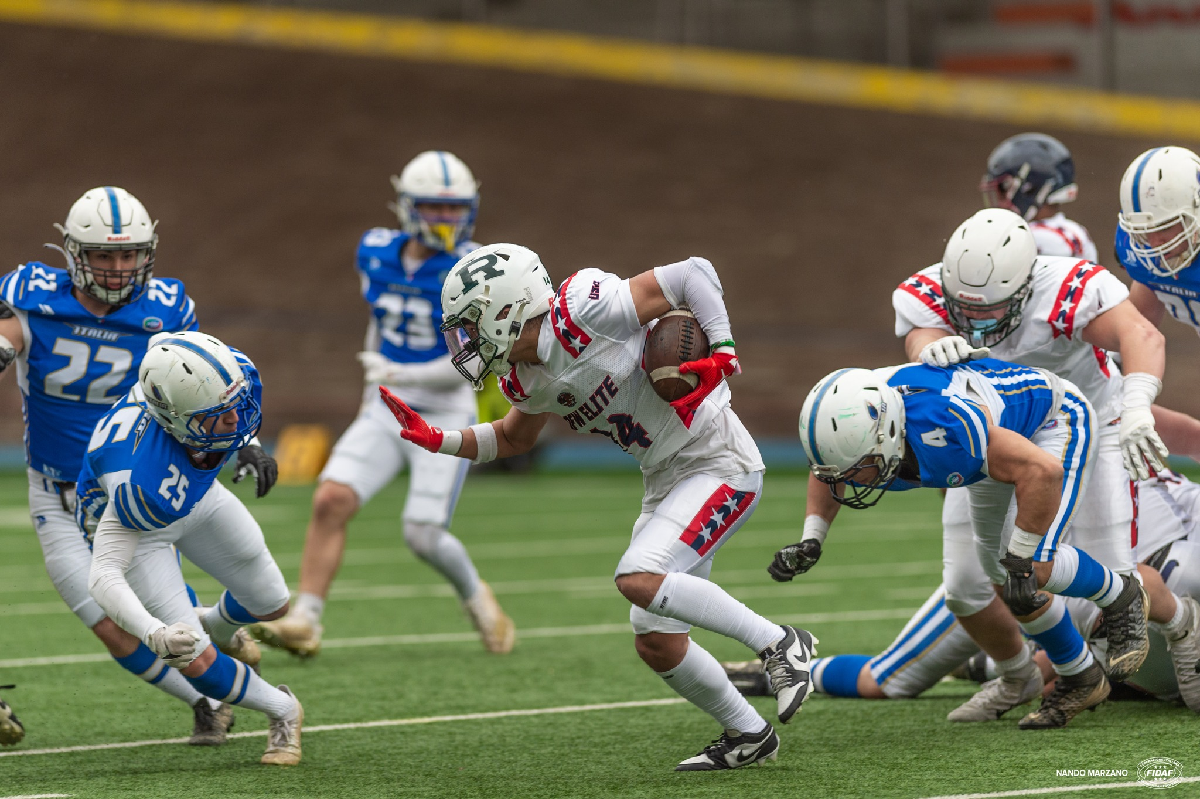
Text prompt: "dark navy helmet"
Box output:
[[980, 133, 1078, 221]]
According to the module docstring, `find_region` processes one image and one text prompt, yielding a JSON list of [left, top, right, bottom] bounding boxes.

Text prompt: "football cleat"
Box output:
[[1018, 661, 1109, 729], [261, 685, 303, 766], [947, 663, 1043, 722], [190, 699, 235, 746], [675, 724, 779, 771], [759, 626, 818, 724], [0, 687, 25, 746], [249, 615, 322, 659], [1164, 596, 1200, 712], [949, 651, 993, 684], [463, 581, 515, 654], [722, 660, 772, 696], [1103, 576, 1151, 682]]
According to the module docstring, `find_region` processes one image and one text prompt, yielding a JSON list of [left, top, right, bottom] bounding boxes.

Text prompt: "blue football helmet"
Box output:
[[981, 133, 1078, 221]]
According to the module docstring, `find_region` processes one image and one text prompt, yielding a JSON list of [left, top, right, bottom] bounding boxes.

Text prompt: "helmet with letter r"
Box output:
[[1119, 145, 1200, 278], [981, 133, 1077, 221], [440, 243, 554, 390], [390, 151, 479, 253], [139, 331, 262, 452], [799, 368, 907, 509], [52, 186, 158, 306]]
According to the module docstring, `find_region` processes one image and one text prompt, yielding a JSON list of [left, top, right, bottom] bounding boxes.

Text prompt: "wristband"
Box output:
[[801, 514, 830, 545], [470, 422, 499, 464], [439, 430, 463, 456], [710, 339, 735, 351], [1007, 525, 1044, 559]]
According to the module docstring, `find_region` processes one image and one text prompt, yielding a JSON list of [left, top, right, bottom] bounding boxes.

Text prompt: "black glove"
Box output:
[[233, 444, 278, 499], [767, 539, 822, 582], [998, 552, 1048, 617]]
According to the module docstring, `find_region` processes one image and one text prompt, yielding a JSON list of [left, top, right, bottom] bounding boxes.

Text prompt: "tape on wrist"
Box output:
[[802, 514, 830, 545], [470, 422, 499, 463], [439, 430, 463, 456], [1122, 371, 1162, 411], [1007, 526, 1044, 560]]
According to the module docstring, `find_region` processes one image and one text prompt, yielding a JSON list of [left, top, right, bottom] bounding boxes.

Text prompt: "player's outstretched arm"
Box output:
[[88, 508, 202, 666], [1152, 404, 1200, 462], [768, 473, 841, 582], [1082, 299, 1169, 479], [984, 426, 1063, 538], [380, 387, 551, 462], [1129, 281, 1167, 328]]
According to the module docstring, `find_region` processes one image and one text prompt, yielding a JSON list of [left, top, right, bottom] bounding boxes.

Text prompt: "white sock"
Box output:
[[650, 573, 783, 654], [237, 667, 299, 720], [294, 592, 325, 624], [404, 523, 481, 601], [1153, 594, 1189, 639], [656, 640, 767, 735], [993, 645, 1035, 679], [156, 665, 209, 707], [201, 605, 239, 649]]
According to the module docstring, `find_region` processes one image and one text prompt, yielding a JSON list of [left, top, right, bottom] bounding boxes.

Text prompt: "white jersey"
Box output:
[[497, 267, 762, 477], [1029, 212, 1098, 262], [893, 256, 1129, 423]]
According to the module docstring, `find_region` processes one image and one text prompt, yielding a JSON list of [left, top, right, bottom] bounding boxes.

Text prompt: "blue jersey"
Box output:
[[0, 263, 197, 480], [356, 229, 477, 363], [1114, 227, 1200, 335], [885, 359, 1059, 491], [75, 349, 262, 538]]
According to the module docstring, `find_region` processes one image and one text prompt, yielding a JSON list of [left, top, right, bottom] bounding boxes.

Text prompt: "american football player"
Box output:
[[884, 208, 1164, 723], [0, 187, 267, 745], [1116, 146, 1200, 341], [787, 360, 1147, 729], [982, 132, 1097, 261], [82, 332, 303, 766], [381, 244, 816, 771], [252, 151, 512, 658]]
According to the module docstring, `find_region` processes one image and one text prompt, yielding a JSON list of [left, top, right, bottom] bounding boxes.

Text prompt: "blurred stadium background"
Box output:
[[0, 0, 1198, 471]]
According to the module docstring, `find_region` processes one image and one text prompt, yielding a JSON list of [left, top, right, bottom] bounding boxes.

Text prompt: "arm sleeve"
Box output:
[[652, 257, 733, 346], [88, 506, 162, 643]]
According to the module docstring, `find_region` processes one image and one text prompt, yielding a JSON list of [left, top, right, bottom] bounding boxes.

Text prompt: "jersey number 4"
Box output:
[[45, 340, 132, 404]]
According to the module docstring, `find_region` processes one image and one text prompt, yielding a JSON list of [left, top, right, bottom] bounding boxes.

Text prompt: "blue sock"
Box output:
[[185, 583, 200, 609], [218, 590, 259, 624], [202, 590, 260, 648], [1019, 598, 1092, 675], [114, 642, 170, 685], [185, 650, 252, 704], [810, 655, 869, 697], [1041, 545, 1123, 605]]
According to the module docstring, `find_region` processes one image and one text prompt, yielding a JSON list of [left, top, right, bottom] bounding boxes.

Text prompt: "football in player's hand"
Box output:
[[644, 310, 709, 402]]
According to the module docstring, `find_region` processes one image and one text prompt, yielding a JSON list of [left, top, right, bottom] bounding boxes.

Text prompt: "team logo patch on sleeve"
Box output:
[[1048, 260, 1103, 339], [498, 367, 530, 403], [678, 485, 756, 556], [551, 273, 592, 358], [898, 274, 949, 324]]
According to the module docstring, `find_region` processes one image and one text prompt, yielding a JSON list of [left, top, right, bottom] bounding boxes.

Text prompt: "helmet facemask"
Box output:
[[396, 194, 478, 253], [158, 379, 262, 452], [1119, 212, 1200, 278], [50, 233, 157, 306], [441, 290, 530, 390], [944, 273, 1034, 349]]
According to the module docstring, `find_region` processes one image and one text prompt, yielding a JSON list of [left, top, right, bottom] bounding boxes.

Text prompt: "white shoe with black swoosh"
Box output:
[[675, 724, 779, 771], [759, 625, 818, 724]]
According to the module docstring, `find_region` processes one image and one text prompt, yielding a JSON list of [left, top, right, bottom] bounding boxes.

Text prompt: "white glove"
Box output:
[[147, 622, 203, 668], [1120, 372, 1168, 481], [918, 336, 990, 368], [357, 351, 404, 385]]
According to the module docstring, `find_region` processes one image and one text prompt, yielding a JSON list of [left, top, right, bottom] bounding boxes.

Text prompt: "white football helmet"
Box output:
[[440, 243, 554, 389], [941, 208, 1037, 348], [798, 368, 907, 509], [50, 187, 158, 306], [1118, 146, 1200, 278], [139, 331, 261, 452], [390, 151, 479, 253]]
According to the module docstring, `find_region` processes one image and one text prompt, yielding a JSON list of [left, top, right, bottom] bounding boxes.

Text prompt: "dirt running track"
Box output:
[[0, 21, 1193, 448]]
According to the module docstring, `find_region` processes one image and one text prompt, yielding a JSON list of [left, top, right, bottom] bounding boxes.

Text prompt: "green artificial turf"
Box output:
[[0, 470, 1193, 798]]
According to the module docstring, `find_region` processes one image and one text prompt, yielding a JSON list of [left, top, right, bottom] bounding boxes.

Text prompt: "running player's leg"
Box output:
[[403, 408, 511, 652], [28, 471, 213, 725]]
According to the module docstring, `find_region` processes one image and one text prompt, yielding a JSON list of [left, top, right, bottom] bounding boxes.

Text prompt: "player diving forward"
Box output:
[[380, 244, 816, 771], [1116, 146, 1200, 341], [793, 359, 1149, 729], [731, 464, 1200, 711], [81, 332, 303, 765], [881, 208, 1164, 722], [253, 151, 512, 657], [0, 187, 268, 744]]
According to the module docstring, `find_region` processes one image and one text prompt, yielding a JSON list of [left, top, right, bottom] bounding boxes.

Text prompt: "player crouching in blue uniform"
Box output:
[[778, 360, 1149, 728], [81, 332, 303, 765]]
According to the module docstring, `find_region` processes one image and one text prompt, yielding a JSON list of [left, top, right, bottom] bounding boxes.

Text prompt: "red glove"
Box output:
[[669, 351, 740, 415], [379, 387, 444, 453]]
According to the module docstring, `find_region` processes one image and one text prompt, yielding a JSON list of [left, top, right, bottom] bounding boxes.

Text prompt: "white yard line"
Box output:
[[0, 794, 74, 798], [919, 778, 1200, 799], [0, 698, 688, 758], [0, 607, 920, 669]]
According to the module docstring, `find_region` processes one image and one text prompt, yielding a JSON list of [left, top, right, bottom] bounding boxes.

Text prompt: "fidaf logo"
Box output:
[[142, 317, 163, 332]]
